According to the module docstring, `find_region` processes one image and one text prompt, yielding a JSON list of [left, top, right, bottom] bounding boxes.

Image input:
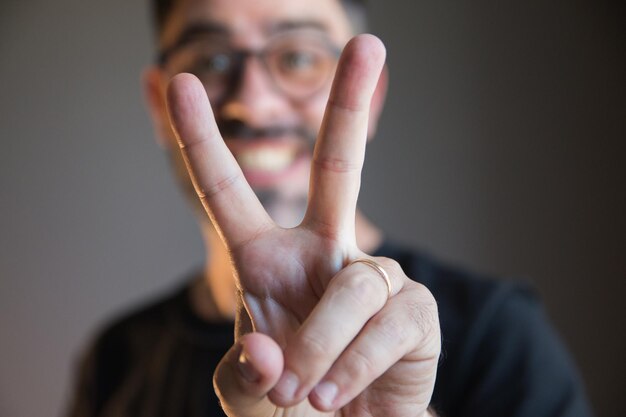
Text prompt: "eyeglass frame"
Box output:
[[156, 27, 342, 102]]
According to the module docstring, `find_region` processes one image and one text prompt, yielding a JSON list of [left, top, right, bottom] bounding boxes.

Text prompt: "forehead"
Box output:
[[161, 0, 354, 47]]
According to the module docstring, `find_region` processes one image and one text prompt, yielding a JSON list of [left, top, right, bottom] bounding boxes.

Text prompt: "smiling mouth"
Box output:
[[221, 121, 316, 186], [237, 146, 298, 173], [227, 137, 311, 188]]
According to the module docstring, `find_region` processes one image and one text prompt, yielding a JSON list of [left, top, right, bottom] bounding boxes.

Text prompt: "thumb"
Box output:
[[214, 332, 284, 417]]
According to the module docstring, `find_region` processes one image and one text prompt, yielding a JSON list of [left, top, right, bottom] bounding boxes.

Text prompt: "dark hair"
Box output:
[[151, 0, 368, 39]]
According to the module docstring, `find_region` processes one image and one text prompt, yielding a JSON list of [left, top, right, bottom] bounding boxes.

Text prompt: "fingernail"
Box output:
[[313, 381, 338, 408], [238, 349, 260, 382], [273, 370, 299, 400]]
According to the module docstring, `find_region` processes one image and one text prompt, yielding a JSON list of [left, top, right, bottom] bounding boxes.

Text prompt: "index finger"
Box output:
[[166, 73, 273, 250], [304, 35, 386, 240]]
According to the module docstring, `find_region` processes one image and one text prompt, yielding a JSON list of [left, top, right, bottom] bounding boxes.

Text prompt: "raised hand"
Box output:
[[166, 34, 440, 417]]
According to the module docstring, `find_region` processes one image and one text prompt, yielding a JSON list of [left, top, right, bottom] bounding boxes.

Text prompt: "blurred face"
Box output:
[[151, 0, 356, 227]]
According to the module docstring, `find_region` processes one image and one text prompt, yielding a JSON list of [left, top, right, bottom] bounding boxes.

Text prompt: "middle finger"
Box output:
[[304, 35, 386, 239]]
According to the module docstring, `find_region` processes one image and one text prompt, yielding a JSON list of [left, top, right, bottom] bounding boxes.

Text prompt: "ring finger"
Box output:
[[309, 283, 440, 411], [268, 257, 404, 406]]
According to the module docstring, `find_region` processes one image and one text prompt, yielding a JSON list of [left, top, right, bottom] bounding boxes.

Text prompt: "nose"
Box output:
[[217, 55, 290, 127]]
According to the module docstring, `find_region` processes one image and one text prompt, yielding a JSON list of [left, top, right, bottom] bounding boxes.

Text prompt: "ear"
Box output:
[[142, 66, 175, 149], [367, 63, 389, 141]]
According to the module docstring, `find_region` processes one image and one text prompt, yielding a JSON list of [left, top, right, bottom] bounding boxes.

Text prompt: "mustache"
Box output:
[[217, 119, 316, 145]]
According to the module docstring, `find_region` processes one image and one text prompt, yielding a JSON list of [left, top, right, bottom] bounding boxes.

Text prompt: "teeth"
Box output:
[[238, 148, 295, 173]]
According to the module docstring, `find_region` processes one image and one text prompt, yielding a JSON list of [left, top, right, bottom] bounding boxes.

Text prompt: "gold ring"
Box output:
[[349, 258, 392, 299]]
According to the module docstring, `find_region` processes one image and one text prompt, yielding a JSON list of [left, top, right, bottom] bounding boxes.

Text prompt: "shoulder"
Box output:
[[65, 281, 191, 416], [375, 240, 531, 327], [90, 281, 189, 358], [376, 241, 593, 416]]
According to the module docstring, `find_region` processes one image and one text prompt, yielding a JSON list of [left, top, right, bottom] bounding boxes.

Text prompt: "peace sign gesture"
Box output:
[[166, 35, 440, 417]]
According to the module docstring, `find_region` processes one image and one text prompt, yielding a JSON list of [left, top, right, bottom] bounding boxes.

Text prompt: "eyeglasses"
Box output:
[[158, 32, 341, 102]]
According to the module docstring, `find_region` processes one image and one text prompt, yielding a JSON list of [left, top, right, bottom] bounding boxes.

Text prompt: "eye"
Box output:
[[195, 53, 232, 74], [279, 50, 319, 71]]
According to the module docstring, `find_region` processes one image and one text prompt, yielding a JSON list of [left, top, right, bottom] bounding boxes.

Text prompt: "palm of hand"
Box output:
[[235, 228, 346, 336]]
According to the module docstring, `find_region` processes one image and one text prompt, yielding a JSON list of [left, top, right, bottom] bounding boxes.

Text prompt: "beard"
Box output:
[[254, 189, 309, 228]]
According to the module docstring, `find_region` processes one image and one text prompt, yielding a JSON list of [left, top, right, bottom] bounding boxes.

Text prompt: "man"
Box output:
[[67, 0, 592, 416]]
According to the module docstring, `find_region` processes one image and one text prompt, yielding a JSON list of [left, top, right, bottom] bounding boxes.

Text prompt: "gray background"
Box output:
[[1, 0, 624, 416]]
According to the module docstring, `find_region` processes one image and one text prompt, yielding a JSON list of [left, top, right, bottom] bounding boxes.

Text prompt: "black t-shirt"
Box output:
[[66, 242, 593, 417]]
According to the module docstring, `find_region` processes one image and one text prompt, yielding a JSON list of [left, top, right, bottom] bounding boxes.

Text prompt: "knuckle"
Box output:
[[407, 281, 438, 307], [375, 257, 405, 289], [312, 155, 361, 174], [327, 97, 367, 113], [335, 273, 383, 308], [297, 331, 331, 363], [380, 257, 403, 276], [405, 295, 440, 343], [375, 313, 412, 346], [343, 347, 377, 381], [199, 173, 241, 200]]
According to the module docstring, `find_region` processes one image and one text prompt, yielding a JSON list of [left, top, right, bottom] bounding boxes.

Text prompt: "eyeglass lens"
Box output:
[[163, 33, 340, 101]]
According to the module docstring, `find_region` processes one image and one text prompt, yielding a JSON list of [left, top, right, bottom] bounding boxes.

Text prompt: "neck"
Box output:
[[191, 222, 237, 322], [191, 210, 383, 322]]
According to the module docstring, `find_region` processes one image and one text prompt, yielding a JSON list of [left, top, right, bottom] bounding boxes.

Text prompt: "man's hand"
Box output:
[[166, 34, 441, 417]]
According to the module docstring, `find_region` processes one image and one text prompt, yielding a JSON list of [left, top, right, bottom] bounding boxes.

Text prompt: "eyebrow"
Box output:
[[158, 22, 228, 64], [175, 22, 229, 43]]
